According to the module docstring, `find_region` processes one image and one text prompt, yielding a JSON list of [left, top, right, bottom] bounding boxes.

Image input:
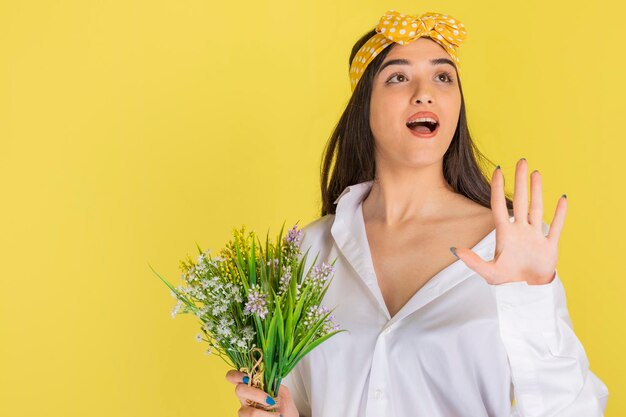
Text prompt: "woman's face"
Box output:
[[369, 37, 462, 168]]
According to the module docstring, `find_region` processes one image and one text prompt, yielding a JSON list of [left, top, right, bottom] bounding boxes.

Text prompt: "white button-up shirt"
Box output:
[[281, 180, 609, 417]]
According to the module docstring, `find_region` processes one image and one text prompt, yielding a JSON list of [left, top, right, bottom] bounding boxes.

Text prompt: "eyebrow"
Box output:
[[376, 58, 457, 76]]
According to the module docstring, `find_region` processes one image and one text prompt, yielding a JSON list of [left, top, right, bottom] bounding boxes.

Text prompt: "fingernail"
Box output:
[[520, 157, 526, 161], [242, 376, 249, 384], [562, 194, 567, 199], [450, 247, 458, 258], [496, 165, 500, 170], [266, 395, 276, 406]]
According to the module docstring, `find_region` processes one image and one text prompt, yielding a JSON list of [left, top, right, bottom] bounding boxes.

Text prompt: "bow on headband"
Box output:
[[349, 10, 467, 92]]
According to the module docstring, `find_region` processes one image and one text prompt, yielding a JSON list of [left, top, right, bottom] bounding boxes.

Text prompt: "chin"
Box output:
[[400, 151, 443, 167]]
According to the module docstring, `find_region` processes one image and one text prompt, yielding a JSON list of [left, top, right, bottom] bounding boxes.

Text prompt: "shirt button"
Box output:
[[373, 388, 384, 399], [500, 302, 513, 311]]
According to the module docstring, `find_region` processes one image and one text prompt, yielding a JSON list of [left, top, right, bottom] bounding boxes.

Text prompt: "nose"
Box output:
[[413, 92, 433, 104], [412, 88, 433, 104]]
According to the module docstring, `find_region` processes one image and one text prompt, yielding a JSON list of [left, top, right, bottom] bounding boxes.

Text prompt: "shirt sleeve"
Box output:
[[490, 269, 609, 417], [280, 362, 312, 417]]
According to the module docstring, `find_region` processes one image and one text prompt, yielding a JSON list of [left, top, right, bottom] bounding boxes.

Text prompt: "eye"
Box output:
[[437, 71, 455, 83], [385, 72, 408, 84]]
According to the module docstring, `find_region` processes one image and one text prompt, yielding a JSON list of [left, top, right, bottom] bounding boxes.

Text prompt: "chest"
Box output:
[[363, 219, 494, 318]]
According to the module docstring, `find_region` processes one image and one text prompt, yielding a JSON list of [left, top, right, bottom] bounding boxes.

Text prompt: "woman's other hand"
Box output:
[[225, 369, 299, 417]]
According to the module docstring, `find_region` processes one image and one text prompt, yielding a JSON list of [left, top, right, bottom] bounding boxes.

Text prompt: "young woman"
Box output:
[[225, 10, 609, 417]]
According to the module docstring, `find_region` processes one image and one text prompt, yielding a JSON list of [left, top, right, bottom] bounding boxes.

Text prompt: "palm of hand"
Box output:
[[452, 158, 566, 286]]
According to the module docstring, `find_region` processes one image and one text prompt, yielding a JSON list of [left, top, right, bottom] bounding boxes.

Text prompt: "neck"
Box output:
[[362, 162, 460, 227]]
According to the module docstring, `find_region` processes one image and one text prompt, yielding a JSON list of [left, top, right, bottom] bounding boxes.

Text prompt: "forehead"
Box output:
[[384, 37, 449, 61]]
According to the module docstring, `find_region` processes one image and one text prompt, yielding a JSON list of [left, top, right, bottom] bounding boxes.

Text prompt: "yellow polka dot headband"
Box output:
[[349, 10, 467, 92]]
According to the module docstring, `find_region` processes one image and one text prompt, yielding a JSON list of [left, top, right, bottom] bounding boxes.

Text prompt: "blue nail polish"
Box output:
[[242, 376, 249, 384], [496, 165, 500, 170], [450, 247, 458, 258], [266, 395, 276, 406]]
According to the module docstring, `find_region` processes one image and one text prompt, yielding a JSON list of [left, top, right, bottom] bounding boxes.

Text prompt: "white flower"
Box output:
[[278, 265, 293, 294], [242, 326, 255, 341], [219, 316, 235, 327], [171, 300, 183, 319], [217, 325, 232, 338]]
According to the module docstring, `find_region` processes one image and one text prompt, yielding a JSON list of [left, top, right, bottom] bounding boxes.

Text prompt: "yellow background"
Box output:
[[1, 0, 623, 415]]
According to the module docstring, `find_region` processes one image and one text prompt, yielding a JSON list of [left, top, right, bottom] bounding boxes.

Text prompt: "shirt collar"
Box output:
[[333, 180, 373, 205]]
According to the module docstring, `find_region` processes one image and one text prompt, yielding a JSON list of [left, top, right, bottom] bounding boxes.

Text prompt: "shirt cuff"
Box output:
[[489, 269, 560, 334]]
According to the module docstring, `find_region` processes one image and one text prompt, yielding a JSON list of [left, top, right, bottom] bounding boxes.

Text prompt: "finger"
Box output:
[[277, 383, 292, 400], [238, 405, 280, 417], [226, 369, 249, 385], [491, 166, 510, 226], [547, 194, 567, 243], [451, 247, 495, 284], [235, 383, 278, 410], [528, 169, 544, 231], [513, 158, 529, 224]]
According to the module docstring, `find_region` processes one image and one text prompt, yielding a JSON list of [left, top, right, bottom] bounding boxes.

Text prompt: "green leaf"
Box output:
[[254, 314, 266, 351], [292, 283, 310, 326], [248, 237, 256, 287], [277, 221, 285, 253], [265, 230, 270, 272], [265, 309, 278, 366], [276, 302, 284, 349], [303, 251, 320, 282], [288, 309, 334, 363], [233, 243, 251, 293], [285, 329, 348, 373], [194, 241, 203, 255], [284, 298, 294, 357], [148, 263, 198, 314], [267, 361, 278, 396]]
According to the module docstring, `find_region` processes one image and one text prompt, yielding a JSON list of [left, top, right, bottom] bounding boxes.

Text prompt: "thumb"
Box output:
[[277, 383, 292, 400], [450, 247, 493, 283]]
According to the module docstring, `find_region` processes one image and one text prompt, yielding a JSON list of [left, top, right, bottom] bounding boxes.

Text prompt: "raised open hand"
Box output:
[[451, 158, 566, 286]]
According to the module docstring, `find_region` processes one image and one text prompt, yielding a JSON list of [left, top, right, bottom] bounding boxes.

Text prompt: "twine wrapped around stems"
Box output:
[[239, 347, 279, 412]]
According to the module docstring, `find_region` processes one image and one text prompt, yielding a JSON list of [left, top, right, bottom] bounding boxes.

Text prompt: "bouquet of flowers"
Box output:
[[150, 222, 347, 412]]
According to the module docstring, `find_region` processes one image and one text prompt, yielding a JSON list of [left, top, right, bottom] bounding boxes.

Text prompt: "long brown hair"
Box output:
[[319, 28, 514, 217]]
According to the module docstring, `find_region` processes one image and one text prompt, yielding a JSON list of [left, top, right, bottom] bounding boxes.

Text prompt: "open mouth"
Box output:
[[406, 119, 439, 134]]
